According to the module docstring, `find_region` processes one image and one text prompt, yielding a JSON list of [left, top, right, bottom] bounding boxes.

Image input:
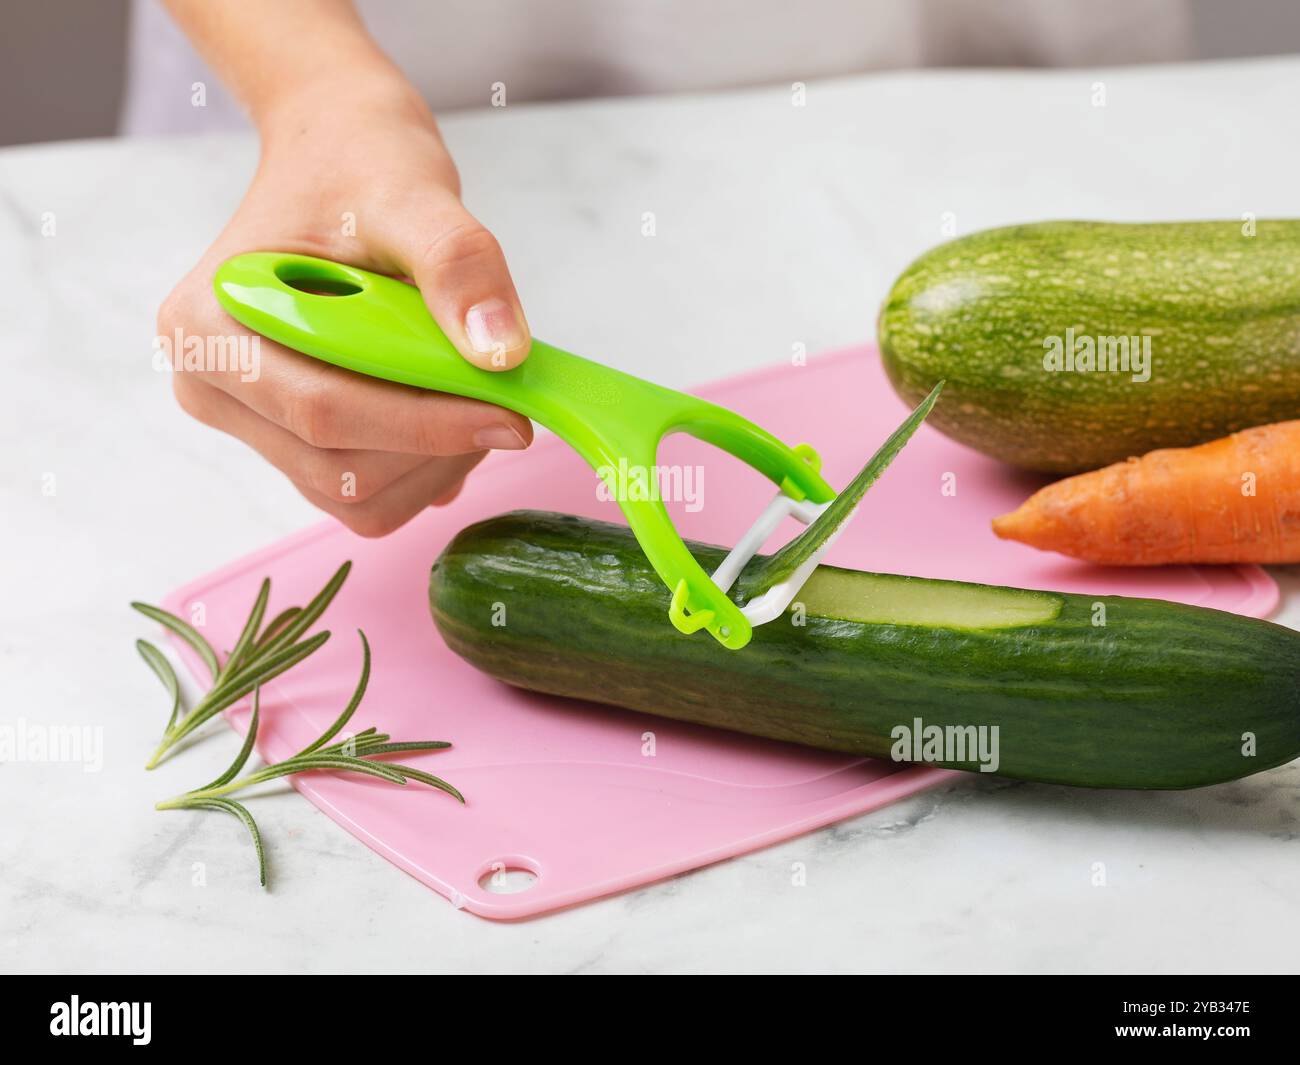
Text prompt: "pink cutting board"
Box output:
[[160, 346, 1277, 918]]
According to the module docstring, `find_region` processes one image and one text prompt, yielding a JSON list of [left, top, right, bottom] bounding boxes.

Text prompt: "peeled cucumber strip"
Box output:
[[735, 381, 943, 601]]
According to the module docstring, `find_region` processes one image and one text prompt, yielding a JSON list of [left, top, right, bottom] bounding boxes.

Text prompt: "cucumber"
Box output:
[[429, 510, 1300, 789], [878, 220, 1300, 472]]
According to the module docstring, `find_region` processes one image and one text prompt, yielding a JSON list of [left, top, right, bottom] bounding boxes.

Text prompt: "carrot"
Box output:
[[991, 420, 1300, 565]]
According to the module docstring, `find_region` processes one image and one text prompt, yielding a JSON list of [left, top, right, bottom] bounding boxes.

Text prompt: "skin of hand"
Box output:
[[158, 2, 533, 537]]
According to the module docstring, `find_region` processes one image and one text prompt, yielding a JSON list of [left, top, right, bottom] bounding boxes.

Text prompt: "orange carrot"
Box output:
[[992, 420, 1300, 565]]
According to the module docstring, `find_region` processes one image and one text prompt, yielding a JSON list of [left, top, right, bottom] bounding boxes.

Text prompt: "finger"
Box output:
[[173, 373, 446, 503], [292, 450, 485, 538], [372, 186, 532, 371], [431, 478, 469, 506], [163, 289, 533, 455]]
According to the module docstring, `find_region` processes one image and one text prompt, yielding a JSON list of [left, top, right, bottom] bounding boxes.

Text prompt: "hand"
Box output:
[[159, 78, 533, 537]]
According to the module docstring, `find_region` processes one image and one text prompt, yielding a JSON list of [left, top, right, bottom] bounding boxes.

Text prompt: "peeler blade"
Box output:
[[721, 380, 944, 628]]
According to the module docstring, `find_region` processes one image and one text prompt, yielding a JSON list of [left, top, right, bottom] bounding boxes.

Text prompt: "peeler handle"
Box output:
[[213, 253, 667, 429], [213, 252, 834, 649]]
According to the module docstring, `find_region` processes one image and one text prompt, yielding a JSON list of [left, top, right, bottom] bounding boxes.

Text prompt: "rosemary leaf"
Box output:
[[197, 688, 262, 793], [240, 755, 411, 788], [215, 629, 332, 705], [251, 607, 300, 653], [167, 797, 268, 888], [314, 729, 385, 757], [135, 639, 182, 732], [255, 561, 351, 661], [353, 740, 452, 755], [131, 602, 220, 678], [383, 765, 465, 803], [292, 629, 370, 758], [220, 578, 271, 681]]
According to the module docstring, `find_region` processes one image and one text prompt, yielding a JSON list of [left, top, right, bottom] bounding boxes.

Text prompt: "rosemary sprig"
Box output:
[[133, 562, 351, 768], [156, 631, 461, 888]]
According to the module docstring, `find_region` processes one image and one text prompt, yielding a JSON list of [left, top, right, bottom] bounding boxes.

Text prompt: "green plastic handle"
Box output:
[[213, 252, 834, 649]]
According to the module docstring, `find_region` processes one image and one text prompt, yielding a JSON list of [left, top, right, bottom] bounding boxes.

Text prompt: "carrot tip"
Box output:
[[991, 512, 1019, 541]]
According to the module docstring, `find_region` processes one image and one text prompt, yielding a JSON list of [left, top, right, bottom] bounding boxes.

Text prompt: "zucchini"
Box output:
[[429, 510, 1300, 789], [878, 220, 1300, 472]]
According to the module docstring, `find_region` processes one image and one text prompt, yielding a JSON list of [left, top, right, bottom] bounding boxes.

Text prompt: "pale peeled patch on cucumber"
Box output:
[[798, 568, 1062, 629]]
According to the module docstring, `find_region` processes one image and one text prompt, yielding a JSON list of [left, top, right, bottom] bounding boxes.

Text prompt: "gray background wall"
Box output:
[[2, 0, 1298, 146], [2, 0, 129, 147]]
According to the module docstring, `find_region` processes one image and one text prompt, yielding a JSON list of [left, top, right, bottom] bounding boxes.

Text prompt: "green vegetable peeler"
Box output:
[[214, 252, 844, 650]]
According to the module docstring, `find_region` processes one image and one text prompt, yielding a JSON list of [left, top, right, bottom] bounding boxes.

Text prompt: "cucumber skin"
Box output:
[[429, 511, 1300, 790], [878, 220, 1300, 473]]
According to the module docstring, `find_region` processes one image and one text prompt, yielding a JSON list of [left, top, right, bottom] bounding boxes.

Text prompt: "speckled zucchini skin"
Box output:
[[878, 220, 1300, 472], [429, 510, 1300, 789]]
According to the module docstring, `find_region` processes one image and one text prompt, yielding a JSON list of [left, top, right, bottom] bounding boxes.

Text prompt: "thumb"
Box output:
[[383, 190, 532, 371]]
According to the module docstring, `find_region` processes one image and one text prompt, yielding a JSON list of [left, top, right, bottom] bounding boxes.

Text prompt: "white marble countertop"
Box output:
[[4, 56, 1300, 974]]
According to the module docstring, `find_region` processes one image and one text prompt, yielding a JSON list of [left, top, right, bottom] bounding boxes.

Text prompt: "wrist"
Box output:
[[254, 65, 434, 144]]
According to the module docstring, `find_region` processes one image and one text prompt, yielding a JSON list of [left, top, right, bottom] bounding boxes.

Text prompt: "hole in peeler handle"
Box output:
[[273, 259, 365, 297]]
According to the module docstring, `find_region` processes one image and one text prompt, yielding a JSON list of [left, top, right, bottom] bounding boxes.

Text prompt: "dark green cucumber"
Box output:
[[429, 510, 1300, 789], [878, 220, 1300, 472]]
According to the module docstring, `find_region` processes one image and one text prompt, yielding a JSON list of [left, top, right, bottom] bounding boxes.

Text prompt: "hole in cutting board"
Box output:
[[478, 857, 540, 894]]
